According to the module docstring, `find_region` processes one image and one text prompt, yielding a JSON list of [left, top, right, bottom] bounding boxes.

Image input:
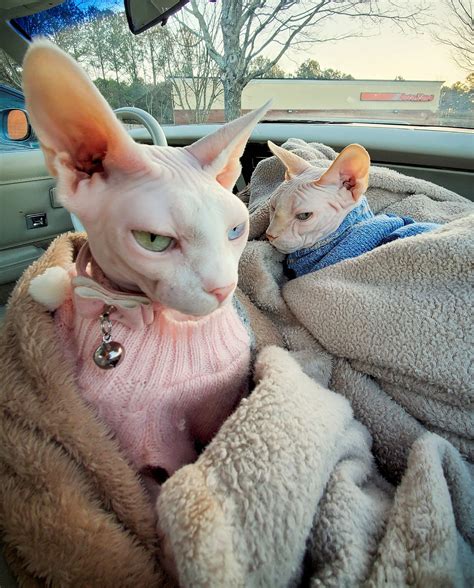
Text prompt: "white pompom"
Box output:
[[29, 266, 71, 311]]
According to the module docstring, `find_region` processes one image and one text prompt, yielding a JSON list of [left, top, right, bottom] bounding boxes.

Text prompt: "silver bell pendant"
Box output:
[[93, 305, 125, 369]]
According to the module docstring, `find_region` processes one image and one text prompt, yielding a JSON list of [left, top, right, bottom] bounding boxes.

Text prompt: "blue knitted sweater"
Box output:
[[286, 197, 439, 278]]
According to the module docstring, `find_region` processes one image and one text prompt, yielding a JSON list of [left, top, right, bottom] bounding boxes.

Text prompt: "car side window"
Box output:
[[0, 83, 38, 151]]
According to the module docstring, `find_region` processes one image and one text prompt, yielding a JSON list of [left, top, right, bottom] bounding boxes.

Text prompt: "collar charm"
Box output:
[[93, 305, 125, 369]]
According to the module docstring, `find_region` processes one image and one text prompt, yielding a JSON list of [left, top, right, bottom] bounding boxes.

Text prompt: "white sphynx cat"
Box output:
[[24, 40, 269, 489]]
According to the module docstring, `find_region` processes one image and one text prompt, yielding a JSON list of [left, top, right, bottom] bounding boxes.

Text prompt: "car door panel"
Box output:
[[0, 149, 73, 285]]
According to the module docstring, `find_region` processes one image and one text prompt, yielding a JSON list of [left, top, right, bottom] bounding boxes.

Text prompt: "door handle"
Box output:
[[25, 212, 48, 229]]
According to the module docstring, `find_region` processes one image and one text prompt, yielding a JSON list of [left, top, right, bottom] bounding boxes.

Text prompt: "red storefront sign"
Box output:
[[360, 92, 434, 102]]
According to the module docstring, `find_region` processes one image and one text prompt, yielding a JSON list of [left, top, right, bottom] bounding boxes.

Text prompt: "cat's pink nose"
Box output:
[[208, 283, 235, 303]]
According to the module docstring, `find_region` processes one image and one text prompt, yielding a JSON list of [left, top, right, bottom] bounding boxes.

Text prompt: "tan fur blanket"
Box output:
[[0, 234, 168, 586], [1, 142, 473, 586]]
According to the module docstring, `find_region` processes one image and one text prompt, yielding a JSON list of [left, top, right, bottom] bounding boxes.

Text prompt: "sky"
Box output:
[[276, 2, 468, 85], [281, 33, 465, 84]]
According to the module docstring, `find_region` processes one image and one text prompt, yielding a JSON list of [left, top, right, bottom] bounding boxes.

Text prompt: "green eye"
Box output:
[[132, 230, 174, 252], [296, 212, 313, 221]]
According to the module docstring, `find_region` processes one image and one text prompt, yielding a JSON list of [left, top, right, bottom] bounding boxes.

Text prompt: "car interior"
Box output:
[[0, 0, 473, 584], [1, 4, 473, 328], [1, 5, 474, 323]]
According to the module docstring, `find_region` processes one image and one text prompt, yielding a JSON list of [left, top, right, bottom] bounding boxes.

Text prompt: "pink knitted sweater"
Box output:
[[55, 246, 250, 481]]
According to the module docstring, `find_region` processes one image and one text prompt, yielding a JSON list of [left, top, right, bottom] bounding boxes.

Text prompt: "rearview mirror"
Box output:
[[125, 0, 190, 33], [5, 109, 31, 141]]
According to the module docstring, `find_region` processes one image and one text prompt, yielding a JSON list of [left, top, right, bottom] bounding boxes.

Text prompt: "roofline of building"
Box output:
[[170, 77, 446, 84], [250, 78, 446, 83]]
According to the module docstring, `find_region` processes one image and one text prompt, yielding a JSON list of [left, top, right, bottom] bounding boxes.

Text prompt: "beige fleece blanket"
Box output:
[[156, 141, 474, 586], [158, 347, 473, 587], [242, 139, 474, 475]]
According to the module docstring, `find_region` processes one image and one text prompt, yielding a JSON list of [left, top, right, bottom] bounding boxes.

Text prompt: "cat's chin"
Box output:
[[164, 294, 234, 319], [157, 296, 223, 319], [271, 243, 300, 254]]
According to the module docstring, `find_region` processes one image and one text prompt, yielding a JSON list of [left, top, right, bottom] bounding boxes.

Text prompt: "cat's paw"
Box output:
[[29, 266, 71, 311]]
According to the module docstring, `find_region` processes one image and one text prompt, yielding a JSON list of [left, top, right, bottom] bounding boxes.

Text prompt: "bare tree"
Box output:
[[182, 0, 428, 121], [50, 23, 88, 63], [155, 13, 223, 123], [121, 19, 147, 83], [0, 49, 22, 90], [433, 0, 474, 72], [83, 8, 113, 80]]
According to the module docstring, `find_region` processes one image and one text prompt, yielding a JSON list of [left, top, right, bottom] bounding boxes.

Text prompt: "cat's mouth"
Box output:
[[147, 284, 225, 318]]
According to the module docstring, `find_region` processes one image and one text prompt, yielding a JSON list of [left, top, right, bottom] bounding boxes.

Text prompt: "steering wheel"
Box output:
[[71, 107, 167, 231], [114, 107, 168, 147]]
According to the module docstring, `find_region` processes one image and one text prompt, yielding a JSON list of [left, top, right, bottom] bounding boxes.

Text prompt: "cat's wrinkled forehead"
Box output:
[[147, 144, 202, 175], [103, 145, 247, 236], [271, 167, 324, 206], [149, 146, 236, 193], [145, 145, 245, 210]]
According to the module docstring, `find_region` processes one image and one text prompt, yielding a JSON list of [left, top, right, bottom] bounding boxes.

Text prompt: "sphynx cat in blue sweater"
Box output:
[[265, 141, 439, 278]]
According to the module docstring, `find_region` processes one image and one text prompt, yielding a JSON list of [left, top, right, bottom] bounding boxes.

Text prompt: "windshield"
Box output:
[[8, 0, 474, 129]]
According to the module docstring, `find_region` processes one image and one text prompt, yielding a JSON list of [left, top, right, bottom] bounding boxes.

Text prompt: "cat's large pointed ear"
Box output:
[[185, 101, 271, 190], [267, 141, 313, 180], [317, 144, 370, 204], [23, 40, 148, 202]]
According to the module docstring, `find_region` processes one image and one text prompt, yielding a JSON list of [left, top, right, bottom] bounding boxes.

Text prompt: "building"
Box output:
[[172, 78, 444, 125]]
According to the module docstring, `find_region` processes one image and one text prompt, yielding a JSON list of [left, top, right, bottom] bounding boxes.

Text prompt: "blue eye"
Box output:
[[228, 222, 246, 241]]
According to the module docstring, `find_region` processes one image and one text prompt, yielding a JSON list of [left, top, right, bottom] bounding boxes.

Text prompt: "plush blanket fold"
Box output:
[[286, 216, 474, 472], [1, 140, 473, 587]]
